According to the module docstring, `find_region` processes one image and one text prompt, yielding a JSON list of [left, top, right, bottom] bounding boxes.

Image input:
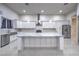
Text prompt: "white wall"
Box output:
[[65, 10, 77, 27], [66, 11, 76, 21], [0, 4, 19, 20]]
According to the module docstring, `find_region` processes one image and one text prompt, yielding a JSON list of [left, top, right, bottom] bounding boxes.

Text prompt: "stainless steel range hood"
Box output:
[[36, 13, 42, 33], [36, 13, 42, 26]]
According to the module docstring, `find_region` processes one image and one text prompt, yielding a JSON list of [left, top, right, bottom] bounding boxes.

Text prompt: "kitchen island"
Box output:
[[16, 32, 64, 51]]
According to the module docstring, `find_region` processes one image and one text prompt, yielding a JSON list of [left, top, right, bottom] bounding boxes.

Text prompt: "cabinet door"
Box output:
[[22, 22, 35, 28], [16, 21, 22, 28], [43, 22, 56, 28], [17, 21, 35, 28]]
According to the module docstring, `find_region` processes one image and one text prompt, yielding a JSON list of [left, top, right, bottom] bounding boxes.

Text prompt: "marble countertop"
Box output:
[[0, 29, 17, 35], [17, 32, 62, 37]]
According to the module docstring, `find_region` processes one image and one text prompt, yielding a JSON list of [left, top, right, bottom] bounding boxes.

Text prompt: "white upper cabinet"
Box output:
[[22, 21, 36, 28], [16, 20, 36, 28], [42, 22, 56, 28], [16, 21, 22, 28]]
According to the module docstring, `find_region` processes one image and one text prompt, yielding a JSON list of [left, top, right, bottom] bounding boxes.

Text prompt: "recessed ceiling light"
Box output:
[[59, 10, 63, 13], [23, 10, 26, 13], [41, 10, 44, 13]]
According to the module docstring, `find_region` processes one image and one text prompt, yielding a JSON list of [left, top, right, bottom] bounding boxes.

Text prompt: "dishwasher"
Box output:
[[0, 34, 10, 47]]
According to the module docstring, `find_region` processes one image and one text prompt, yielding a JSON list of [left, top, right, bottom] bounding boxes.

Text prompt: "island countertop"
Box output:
[[16, 32, 64, 50], [17, 32, 62, 37]]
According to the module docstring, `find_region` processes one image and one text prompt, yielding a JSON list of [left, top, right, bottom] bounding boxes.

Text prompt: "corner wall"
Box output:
[[0, 4, 19, 19], [0, 4, 19, 42]]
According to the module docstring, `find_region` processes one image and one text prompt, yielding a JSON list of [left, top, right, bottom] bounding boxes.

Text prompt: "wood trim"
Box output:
[[71, 16, 77, 47]]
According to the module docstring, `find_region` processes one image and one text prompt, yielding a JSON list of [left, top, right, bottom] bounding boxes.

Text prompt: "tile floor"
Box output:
[[18, 47, 63, 56]]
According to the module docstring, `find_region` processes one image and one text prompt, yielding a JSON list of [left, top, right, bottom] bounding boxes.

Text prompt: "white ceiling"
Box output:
[[5, 3, 77, 15]]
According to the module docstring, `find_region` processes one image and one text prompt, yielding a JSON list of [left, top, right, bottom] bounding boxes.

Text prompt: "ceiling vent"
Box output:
[[64, 3, 68, 5], [25, 3, 29, 6]]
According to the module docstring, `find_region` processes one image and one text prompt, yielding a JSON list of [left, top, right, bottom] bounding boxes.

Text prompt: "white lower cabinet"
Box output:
[[24, 37, 57, 48], [9, 35, 17, 49]]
